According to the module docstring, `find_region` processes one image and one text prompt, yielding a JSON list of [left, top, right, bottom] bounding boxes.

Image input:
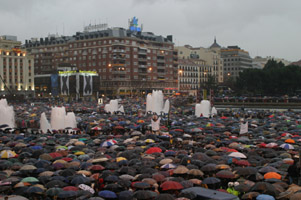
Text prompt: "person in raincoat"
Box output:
[[226, 182, 240, 196], [151, 114, 161, 135]]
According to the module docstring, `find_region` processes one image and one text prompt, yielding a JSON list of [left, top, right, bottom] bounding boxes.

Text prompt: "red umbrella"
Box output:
[[234, 160, 251, 166], [160, 181, 184, 191], [61, 157, 73, 162], [63, 186, 78, 191], [114, 125, 124, 129], [49, 152, 63, 159], [88, 165, 105, 171], [145, 147, 162, 154]]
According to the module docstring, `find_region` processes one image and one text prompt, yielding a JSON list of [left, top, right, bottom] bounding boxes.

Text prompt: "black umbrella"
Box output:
[[71, 175, 91, 185], [58, 190, 78, 198], [118, 190, 134, 200], [45, 180, 68, 188], [133, 190, 158, 200], [155, 194, 175, 200]]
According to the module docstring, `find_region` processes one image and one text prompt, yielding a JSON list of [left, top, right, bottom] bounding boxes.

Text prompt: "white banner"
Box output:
[[240, 121, 248, 135], [60, 76, 69, 95], [83, 75, 93, 96]]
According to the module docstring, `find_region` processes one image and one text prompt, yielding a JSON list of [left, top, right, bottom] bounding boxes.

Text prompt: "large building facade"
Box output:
[[178, 59, 206, 96], [221, 46, 252, 81], [0, 36, 34, 98], [25, 23, 178, 97], [176, 45, 224, 85]]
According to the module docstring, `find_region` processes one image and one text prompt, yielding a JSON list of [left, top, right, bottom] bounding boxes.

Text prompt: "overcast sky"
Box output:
[[1, 0, 300, 61]]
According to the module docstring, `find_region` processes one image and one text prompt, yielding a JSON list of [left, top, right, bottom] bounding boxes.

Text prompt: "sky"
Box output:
[[0, 0, 300, 62]]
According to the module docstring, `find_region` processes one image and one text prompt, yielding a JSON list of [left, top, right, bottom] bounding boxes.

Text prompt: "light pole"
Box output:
[[178, 69, 183, 93]]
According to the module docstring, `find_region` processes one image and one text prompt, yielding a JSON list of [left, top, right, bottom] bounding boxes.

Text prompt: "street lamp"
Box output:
[[178, 69, 183, 92]]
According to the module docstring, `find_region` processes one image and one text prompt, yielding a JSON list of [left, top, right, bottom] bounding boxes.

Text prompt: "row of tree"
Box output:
[[234, 59, 301, 96]]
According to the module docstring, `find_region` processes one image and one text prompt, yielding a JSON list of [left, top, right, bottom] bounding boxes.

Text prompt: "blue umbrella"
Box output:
[[256, 194, 275, 200], [98, 190, 117, 199], [31, 145, 43, 150]]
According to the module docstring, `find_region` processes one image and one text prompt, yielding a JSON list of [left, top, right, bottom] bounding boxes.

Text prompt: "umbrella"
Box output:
[[202, 177, 221, 185], [290, 192, 301, 200], [133, 190, 158, 200], [258, 166, 279, 173], [46, 187, 63, 196], [152, 173, 165, 182], [21, 177, 39, 183], [58, 191, 78, 198], [98, 190, 117, 199], [228, 152, 247, 159], [241, 192, 260, 200], [285, 139, 295, 144], [14, 182, 31, 188], [0, 196, 29, 200], [236, 167, 257, 176], [0, 150, 17, 158], [234, 160, 251, 166], [118, 191, 134, 200], [78, 184, 95, 194], [20, 165, 37, 171], [26, 186, 44, 194], [155, 194, 175, 200], [201, 164, 217, 172], [133, 182, 151, 189], [216, 170, 235, 179], [280, 143, 294, 150], [159, 158, 173, 165], [160, 181, 183, 191], [71, 175, 91, 185], [145, 147, 162, 154], [263, 172, 281, 180], [45, 180, 68, 188], [161, 163, 177, 169], [234, 183, 251, 193], [88, 165, 105, 171], [187, 169, 204, 176], [251, 182, 277, 196], [256, 194, 275, 200]]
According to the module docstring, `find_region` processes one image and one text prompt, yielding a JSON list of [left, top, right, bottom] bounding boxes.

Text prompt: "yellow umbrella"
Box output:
[[116, 157, 127, 162], [145, 139, 155, 143], [0, 150, 17, 158], [53, 160, 67, 165], [74, 151, 85, 155]]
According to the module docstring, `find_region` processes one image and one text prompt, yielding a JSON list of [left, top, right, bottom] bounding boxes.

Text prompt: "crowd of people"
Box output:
[[0, 96, 301, 200]]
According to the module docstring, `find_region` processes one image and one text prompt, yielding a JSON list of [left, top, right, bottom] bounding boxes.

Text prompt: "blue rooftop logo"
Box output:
[[129, 16, 142, 32]]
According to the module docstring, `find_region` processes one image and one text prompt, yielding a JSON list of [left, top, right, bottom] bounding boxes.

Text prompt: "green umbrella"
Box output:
[[21, 177, 39, 183]]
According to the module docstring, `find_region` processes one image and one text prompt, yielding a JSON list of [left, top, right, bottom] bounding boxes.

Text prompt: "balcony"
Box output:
[[112, 70, 126, 75], [138, 65, 147, 68], [112, 49, 125, 53], [157, 59, 165, 63], [138, 57, 147, 61], [138, 70, 147, 74], [138, 50, 147, 55]]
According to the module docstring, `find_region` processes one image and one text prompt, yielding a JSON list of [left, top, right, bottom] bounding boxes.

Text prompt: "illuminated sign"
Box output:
[[84, 23, 108, 32], [58, 70, 98, 76], [129, 17, 142, 32]]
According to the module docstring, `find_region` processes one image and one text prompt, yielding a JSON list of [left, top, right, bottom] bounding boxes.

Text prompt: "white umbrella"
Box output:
[[78, 184, 95, 194], [228, 152, 247, 159]]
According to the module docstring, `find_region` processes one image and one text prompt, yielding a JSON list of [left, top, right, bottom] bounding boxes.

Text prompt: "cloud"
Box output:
[[0, 0, 300, 61]]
